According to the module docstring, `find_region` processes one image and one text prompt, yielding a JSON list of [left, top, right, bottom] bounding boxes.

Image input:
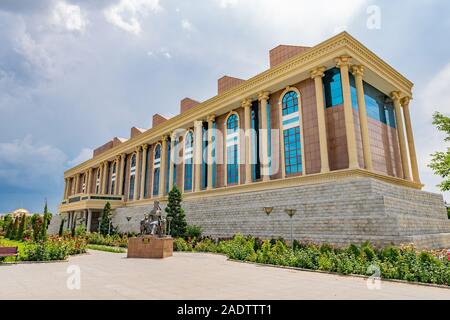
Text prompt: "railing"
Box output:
[[62, 194, 124, 205]]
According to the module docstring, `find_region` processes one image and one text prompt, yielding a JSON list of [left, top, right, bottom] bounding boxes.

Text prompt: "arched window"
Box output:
[[111, 163, 116, 195], [184, 131, 194, 191], [226, 114, 239, 185], [129, 154, 136, 200], [281, 91, 302, 175], [95, 169, 100, 194], [153, 144, 161, 196], [82, 174, 86, 194]]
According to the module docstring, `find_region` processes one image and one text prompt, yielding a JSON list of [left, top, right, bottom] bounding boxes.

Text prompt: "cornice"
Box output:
[[65, 31, 414, 177]]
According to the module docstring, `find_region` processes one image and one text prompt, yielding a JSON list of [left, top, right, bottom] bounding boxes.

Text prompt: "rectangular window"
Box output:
[[323, 68, 344, 108], [227, 145, 239, 184], [283, 126, 302, 175], [153, 168, 160, 196], [349, 73, 397, 128]]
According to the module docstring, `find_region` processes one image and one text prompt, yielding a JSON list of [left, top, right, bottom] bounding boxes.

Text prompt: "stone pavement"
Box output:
[[0, 250, 449, 300]]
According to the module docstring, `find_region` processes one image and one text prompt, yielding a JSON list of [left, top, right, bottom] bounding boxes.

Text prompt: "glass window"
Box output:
[[283, 127, 302, 175], [282, 91, 299, 116], [349, 73, 397, 128], [129, 154, 136, 200], [184, 132, 193, 191], [281, 91, 302, 175], [227, 114, 239, 185], [111, 163, 116, 195], [323, 68, 344, 108], [153, 144, 161, 196]]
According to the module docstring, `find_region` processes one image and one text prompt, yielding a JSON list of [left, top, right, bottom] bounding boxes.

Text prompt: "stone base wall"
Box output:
[[111, 177, 450, 249]]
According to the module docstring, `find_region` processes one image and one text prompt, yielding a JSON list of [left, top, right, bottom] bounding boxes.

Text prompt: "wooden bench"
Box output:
[[0, 247, 18, 262]]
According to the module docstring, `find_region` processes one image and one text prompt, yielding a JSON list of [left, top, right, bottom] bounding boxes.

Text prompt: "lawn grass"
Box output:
[[87, 244, 127, 253], [0, 237, 25, 262]]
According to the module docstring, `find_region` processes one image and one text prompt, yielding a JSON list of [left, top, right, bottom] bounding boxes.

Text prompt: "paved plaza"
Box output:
[[0, 250, 449, 300]]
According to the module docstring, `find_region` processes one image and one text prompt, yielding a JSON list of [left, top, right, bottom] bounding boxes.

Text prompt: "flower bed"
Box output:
[[175, 235, 450, 286], [0, 235, 87, 262]]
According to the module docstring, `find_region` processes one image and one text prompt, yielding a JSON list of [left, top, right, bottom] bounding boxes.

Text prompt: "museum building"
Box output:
[[55, 32, 450, 248]]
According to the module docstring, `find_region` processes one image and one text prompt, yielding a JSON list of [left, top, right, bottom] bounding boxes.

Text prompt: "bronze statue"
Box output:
[[140, 201, 167, 237]]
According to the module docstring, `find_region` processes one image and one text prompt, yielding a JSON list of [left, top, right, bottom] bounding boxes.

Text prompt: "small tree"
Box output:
[[16, 214, 27, 241], [10, 217, 19, 240], [429, 112, 450, 192], [58, 218, 65, 237], [31, 214, 43, 242], [99, 202, 112, 236], [165, 186, 187, 238], [40, 200, 52, 241]]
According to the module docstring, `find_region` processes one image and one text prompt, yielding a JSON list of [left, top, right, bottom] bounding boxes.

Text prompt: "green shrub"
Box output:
[[173, 238, 193, 252], [194, 238, 217, 253], [185, 225, 202, 239], [219, 234, 256, 262], [87, 244, 126, 253]]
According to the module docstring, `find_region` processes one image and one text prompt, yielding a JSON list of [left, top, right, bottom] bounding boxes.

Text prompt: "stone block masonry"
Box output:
[[111, 177, 450, 249]]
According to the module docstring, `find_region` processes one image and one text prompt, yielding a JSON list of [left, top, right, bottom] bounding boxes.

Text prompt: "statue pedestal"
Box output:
[[127, 236, 173, 259]]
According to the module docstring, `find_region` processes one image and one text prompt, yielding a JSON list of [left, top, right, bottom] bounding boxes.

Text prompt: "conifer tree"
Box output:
[[58, 218, 65, 237], [40, 200, 52, 240], [16, 214, 27, 241], [99, 202, 112, 236], [165, 186, 187, 238]]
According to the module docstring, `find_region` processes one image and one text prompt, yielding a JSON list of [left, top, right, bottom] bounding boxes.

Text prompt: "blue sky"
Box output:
[[0, 0, 449, 214]]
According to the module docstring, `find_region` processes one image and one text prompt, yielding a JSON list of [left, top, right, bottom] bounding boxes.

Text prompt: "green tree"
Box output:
[[99, 202, 112, 236], [16, 214, 27, 241], [165, 186, 187, 238], [429, 112, 450, 191], [10, 217, 19, 240], [4, 215, 13, 239], [40, 200, 52, 241], [58, 218, 65, 237], [31, 214, 43, 242]]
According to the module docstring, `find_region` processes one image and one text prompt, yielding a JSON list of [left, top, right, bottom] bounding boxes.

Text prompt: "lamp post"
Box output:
[[284, 209, 297, 248], [126, 216, 132, 235], [263, 207, 274, 239]]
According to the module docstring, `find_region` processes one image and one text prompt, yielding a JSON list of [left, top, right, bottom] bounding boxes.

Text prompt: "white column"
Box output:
[[310, 67, 330, 173], [351, 65, 373, 171], [207, 115, 215, 190], [194, 121, 203, 192], [243, 99, 252, 184], [401, 97, 421, 184], [169, 133, 176, 192], [86, 209, 92, 233], [159, 136, 168, 197], [336, 56, 359, 169], [140, 144, 148, 199], [133, 146, 141, 201], [258, 91, 271, 181], [118, 153, 126, 196], [391, 91, 412, 181]]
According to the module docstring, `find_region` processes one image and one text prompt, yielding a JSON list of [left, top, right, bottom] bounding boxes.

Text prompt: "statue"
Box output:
[[140, 201, 167, 237]]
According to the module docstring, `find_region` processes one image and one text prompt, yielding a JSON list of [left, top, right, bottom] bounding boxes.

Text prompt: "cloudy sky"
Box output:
[[0, 0, 449, 214]]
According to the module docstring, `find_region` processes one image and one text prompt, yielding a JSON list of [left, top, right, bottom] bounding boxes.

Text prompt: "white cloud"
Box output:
[[215, 0, 367, 42], [14, 31, 55, 79], [67, 148, 93, 167], [104, 0, 161, 35], [415, 62, 450, 200], [0, 136, 67, 188], [217, 0, 239, 8], [51, 1, 88, 32], [181, 18, 193, 31]]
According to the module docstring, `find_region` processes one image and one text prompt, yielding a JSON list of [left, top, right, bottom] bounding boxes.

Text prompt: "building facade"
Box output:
[[56, 32, 450, 248]]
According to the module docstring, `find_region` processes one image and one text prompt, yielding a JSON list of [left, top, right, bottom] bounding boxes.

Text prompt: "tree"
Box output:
[[30, 214, 43, 242], [40, 200, 52, 241], [10, 217, 19, 240], [16, 214, 27, 241], [99, 202, 112, 236], [165, 186, 187, 238], [4, 215, 13, 239], [58, 218, 65, 237], [429, 112, 450, 192]]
